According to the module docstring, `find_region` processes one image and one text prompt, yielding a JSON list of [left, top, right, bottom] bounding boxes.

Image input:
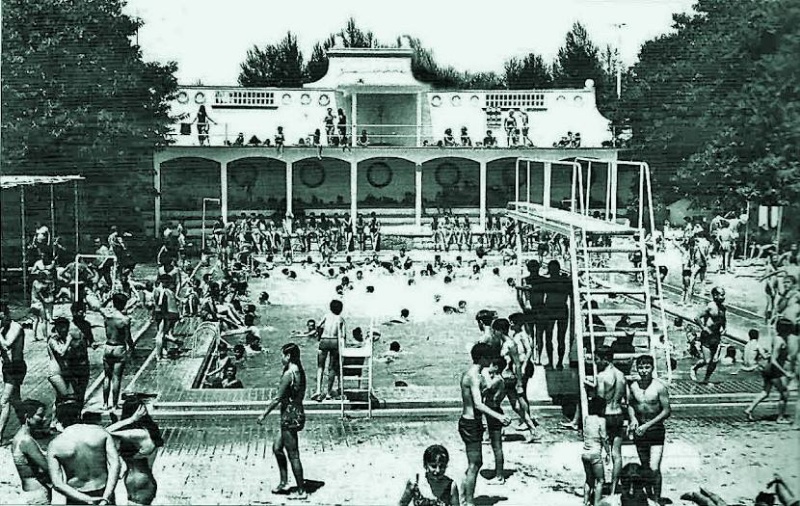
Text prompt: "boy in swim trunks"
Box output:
[[312, 299, 346, 401], [1, 300, 27, 443], [102, 294, 134, 412], [628, 355, 672, 503], [460, 343, 510, 506]]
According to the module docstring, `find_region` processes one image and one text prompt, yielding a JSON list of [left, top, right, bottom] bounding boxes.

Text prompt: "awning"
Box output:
[[0, 175, 84, 189]]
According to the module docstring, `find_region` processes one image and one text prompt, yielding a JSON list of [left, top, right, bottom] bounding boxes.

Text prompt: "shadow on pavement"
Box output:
[[303, 479, 325, 494], [474, 495, 508, 505], [479, 469, 516, 480]]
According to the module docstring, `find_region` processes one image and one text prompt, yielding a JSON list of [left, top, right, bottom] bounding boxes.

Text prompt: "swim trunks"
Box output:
[[318, 338, 339, 352], [605, 413, 626, 440], [68, 488, 115, 505], [485, 406, 504, 432], [2, 360, 27, 385], [458, 416, 484, 445], [634, 422, 665, 447], [103, 344, 127, 366]]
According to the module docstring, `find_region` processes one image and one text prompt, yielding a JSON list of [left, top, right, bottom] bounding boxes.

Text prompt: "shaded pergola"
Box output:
[[1, 175, 84, 301]]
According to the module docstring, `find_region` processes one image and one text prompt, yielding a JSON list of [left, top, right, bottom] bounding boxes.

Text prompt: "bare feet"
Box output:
[[743, 409, 755, 422], [271, 483, 290, 494], [486, 476, 506, 486], [289, 489, 308, 500]]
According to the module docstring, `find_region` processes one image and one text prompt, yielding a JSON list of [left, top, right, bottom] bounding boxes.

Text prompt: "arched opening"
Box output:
[[160, 157, 221, 213], [357, 157, 416, 211], [292, 157, 350, 212], [228, 157, 286, 214], [421, 157, 480, 216]]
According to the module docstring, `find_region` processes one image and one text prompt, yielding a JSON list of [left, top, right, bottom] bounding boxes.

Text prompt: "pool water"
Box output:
[[200, 260, 523, 391]]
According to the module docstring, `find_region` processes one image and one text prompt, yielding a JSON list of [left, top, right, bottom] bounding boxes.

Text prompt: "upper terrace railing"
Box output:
[[170, 123, 592, 149]]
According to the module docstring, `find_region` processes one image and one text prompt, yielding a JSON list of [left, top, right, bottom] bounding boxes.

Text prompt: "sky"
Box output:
[[124, 0, 697, 86]]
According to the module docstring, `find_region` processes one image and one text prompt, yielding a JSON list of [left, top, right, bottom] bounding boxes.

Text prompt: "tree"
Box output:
[[553, 22, 605, 89], [619, 0, 800, 216], [238, 32, 304, 87], [305, 18, 375, 84], [1, 0, 178, 234], [505, 54, 553, 89]]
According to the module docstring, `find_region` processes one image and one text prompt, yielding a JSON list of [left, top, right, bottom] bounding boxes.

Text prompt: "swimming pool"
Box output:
[[194, 260, 523, 392]]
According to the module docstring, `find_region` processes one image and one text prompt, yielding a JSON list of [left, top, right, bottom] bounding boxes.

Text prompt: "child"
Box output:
[[312, 299, 346, 401], [582, 397, 610, 506], [399, 445, 459, 506], [740, 329, 763, 372]]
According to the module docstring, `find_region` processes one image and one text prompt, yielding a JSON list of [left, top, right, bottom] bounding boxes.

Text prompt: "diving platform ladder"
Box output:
[[338, 318, 375, 418], [507, 158, 672, 419]]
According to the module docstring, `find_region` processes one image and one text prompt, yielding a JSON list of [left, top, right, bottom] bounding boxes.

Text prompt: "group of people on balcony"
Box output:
[[554, 131, 582, 148], [189, 104, 589, 150]]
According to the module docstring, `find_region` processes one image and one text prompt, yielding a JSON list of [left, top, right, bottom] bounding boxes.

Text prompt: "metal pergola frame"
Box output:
[[1, 175, 84, 302]]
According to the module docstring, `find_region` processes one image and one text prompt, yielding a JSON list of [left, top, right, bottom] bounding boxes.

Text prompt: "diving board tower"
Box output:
[[507, 158, 671, 419]]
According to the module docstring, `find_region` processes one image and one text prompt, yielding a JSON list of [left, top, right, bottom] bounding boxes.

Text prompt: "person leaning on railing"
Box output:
[[192, 105, 216, 146]]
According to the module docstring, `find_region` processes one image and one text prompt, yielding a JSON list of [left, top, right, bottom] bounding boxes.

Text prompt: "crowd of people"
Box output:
[[2, 206, 799, 505]]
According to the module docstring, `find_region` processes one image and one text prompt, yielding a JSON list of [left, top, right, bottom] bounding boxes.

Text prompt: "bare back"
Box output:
[[460, 366, 481, 419], [49, 424, 113, 491], [598, 364, 626, 415], [104, 309, 131, 347]]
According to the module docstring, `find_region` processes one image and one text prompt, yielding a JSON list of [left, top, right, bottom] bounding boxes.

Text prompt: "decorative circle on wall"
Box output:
[[435, 162, 461, 187], [282, 93, 292, 105], [300, 162, 325, 188], [451, 95, 462, 107], [470, 95, 480, 106], [177, 91, 189, 104], [573, 95, 584, 106], [367, 162, 393, 188], [194, 92, 206, 104], [301, 93, 312, 105], [556, 95, 566, 102], [318, 94, 330, 106], [431, 95, 442, 107]]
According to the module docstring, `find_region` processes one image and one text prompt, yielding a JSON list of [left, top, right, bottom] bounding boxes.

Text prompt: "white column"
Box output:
[[350, 161, 358, 232], [286, 162, 293, 217], [610, 160, 618, 221], [415, 164, 422, 227], [351, 94, 357, 147], [416, 93, 423, 147], [154, 157, 161, 238], [479, 161, 487, 231], [220, 161, 228, 224], [543, 161, 552, 209]]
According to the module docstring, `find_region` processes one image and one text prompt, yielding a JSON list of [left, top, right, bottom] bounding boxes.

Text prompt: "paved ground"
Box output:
[[2, 410, 797, 505], [1, 250, 797, 505]]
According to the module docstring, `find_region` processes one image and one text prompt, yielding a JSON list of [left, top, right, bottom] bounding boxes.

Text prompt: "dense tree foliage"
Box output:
[[505, 54, 553, 90], [239, 32, 304, 87], [1, 0, 178, 234], [619, 0, 800, 213]]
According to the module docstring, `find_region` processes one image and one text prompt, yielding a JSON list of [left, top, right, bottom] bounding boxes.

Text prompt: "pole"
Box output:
[[74, 180, 79, 253], [202, 200, 207, 253], [743, 200, 751, 260], [49, 184, 56, 241], [21, 187, 28, 303], [614, 23, 626, 99], [775, 206, 783, 255], [526, 161, 531, 203]]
